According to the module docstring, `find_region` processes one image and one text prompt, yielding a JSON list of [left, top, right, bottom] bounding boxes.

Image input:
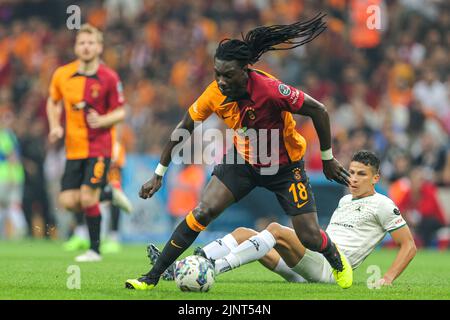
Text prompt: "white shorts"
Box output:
[[290, 249, 335, 284]]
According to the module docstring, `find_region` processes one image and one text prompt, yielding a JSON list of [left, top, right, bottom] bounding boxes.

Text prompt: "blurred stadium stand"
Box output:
[[0, 0, 448, 247]]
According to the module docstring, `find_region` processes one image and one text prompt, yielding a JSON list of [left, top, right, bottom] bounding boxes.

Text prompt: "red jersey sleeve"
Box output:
[[108, 72, 125, 110], [270, 79, 305, 113]]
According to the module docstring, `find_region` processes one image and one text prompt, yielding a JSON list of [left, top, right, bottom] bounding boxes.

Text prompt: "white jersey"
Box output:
[[326, 193, 406, 269]]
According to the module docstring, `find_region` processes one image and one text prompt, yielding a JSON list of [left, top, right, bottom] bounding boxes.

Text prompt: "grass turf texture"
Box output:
[[1, 240, 449, 300]]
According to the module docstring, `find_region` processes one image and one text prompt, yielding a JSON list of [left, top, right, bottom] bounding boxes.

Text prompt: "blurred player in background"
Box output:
[[100, 128, 133, 253], [0, 109, 24, 239], [150, 151, 416, 287], [47, 24, 126, 262], [63, 126, 133, 253]]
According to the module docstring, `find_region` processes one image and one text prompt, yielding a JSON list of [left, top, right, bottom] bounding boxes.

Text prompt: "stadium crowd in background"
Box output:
[[0, 0, 448, 247]]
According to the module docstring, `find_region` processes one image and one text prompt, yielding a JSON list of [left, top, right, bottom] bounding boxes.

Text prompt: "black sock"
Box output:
[[149, 220, 200, 278], [74, 212, 84, 225], [110, 205, 120, 232], [86, 216, 101, 253], [100, 185, 113, 202], [319, 230, 343, 271]]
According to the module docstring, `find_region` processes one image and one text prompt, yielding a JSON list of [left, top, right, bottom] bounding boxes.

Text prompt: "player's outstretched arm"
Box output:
[[139, 112, 195, 199], [296, 93, 349, 186], [380, 225, 417, 286]]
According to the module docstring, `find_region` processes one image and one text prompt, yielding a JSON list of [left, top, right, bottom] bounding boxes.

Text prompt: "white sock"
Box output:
[[74, 225, 88, 239], [203, 233, 238, 259], [273, 258, 306, 283], [109, 231, 119, 242], [219, 230, 276, 273]]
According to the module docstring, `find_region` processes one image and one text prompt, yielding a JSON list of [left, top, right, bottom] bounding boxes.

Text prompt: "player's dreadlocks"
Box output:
[[215, 13, 327, 66]]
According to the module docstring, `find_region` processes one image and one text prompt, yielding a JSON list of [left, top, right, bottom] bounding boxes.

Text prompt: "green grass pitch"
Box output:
[[1, 240, 449, 300]]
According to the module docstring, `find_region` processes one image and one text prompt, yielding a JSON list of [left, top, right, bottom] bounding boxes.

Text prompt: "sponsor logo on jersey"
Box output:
[[278, 83, 291, 96], [331, 222, 354, 229]]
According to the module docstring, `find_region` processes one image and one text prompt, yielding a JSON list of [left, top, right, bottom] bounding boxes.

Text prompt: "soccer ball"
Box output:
[[175, 255, 215, 292]]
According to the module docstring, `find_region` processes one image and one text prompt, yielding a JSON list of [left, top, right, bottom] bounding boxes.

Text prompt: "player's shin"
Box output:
[[148, 212, 205, 278], [84, 204, 102, 253], [318, 229, 343, 271], [202, 234, 239, 259], [273, 258, 306, 283], [216, 230, 276, 274]]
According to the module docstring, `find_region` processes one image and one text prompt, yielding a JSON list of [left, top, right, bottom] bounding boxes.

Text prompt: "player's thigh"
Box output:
[[80, 157, 111, 207], [195, 163, 256, 224], [193, 176, 237, 225], [79, 185, 102, 208], [268, 224, 306, 268], [59, 189, 81, 212], [210, 162, 256, 205], [263, 160, 317, 217]]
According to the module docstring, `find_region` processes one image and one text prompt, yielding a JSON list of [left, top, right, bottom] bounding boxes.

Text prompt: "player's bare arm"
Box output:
[[296, 93, 350, 186], [379, 225, 416, 286], [139, 111, 195, 199], [86, 106, 126, 129], [46, 97, 64, 143]]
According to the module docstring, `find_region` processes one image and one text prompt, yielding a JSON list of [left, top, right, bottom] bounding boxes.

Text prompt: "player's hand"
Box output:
[[376, 277, 393, 287], [48, 126, 64, 144], [322, 158, 350, 186], [86, 110, 105, 128], [139, 174, 163, 199]]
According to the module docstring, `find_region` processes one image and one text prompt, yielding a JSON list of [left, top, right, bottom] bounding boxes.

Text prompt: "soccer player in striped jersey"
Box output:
[[47, 24, 126, 262], [126, 14, 353, 290]]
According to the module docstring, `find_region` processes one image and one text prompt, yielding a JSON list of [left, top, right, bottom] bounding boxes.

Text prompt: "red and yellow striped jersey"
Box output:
[[188, 69, 306, 167], [49, 60, 124, 160]]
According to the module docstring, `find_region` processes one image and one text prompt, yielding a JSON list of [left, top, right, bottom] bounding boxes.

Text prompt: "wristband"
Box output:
[[321, 148, 333, 161], [155, 163, 168, 177]]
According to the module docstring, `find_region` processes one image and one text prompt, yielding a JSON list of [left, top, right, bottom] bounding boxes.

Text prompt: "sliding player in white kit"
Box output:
[[148, 150, 417, 286]]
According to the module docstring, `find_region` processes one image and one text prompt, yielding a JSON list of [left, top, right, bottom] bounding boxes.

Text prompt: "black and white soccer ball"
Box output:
[[175, 255, 215, 292]]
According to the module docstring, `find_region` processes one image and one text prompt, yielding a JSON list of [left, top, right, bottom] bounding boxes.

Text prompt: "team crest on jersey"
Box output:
[[90, 83, 101, 99], [247, 107, 256, 121], [393, 208, 401, 215], [292, 168, 302, 181], [278, 83, 291, 96]]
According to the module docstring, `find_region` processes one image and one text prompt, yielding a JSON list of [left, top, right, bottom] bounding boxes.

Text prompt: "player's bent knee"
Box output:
[[192, 203, 216, 226], [266, 222, 282, 240], [59, 193, 80, 212], [79, 193, 99, 209], [232, 227, 258, 244]]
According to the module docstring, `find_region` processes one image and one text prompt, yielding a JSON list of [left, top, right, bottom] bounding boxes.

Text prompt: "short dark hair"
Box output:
[[351, 150, 380, 173]]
